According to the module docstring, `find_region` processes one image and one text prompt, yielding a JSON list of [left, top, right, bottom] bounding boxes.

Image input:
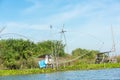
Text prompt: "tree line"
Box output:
[[0, 39, 65, 69], [1, 39, 115, 70], [72, 48, 99, 64]]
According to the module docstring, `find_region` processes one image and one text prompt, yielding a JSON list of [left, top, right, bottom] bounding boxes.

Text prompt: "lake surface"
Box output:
[[0, 68, 120, 80]]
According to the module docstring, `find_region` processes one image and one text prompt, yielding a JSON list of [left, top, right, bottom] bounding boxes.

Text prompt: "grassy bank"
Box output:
[[0, 68, 56, 76], [0, 63, 120, 76], [59, 63, 120, 71]]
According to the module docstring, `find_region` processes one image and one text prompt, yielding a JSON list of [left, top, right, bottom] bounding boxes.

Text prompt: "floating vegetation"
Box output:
[[0, 63, 120, 76], [0, 68, 56, 76]]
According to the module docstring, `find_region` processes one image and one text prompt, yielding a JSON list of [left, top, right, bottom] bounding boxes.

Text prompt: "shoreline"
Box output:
[[0, 63, 120, 76]]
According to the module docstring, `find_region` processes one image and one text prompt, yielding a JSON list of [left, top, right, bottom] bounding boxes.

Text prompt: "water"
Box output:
[[0, 68, 120, 80]]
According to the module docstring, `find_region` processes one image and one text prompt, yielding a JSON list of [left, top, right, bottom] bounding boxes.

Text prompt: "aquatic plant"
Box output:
[[0, 63, 120, 76]]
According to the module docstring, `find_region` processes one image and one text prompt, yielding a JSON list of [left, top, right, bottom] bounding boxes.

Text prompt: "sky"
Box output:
[[0, 0, 120, 55]]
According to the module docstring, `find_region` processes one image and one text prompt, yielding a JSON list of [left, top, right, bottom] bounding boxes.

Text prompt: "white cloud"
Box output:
[[6, 22, 50, 31], [22, 0, 41, 14], [0, 22, 54, 42], [43, 4, 91, 24]]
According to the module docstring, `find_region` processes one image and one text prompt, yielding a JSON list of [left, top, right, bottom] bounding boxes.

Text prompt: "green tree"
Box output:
[[0, 39, 66, 69], [72, 48, 99, 64]]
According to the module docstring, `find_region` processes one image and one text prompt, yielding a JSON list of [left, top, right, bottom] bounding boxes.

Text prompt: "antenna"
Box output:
[[55, 24, 67, 69], [111, 25, 115, 52], [49, 25, 56, 68], [110, 25, 117, 63], [59, 24, 67, 52]]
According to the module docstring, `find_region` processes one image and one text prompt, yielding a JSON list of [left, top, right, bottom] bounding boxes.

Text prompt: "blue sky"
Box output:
[[0, 0, 120, 55]]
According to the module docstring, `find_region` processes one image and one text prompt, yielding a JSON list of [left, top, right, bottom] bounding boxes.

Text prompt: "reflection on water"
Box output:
[[0, 68, 120, 80]]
